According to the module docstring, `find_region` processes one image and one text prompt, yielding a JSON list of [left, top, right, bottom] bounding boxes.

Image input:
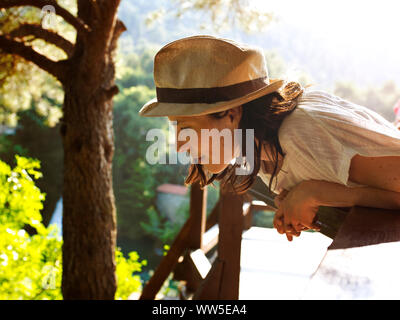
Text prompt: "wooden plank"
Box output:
[[189, 249, 212, 279], [202, 224, 219, 254], [193, 258, 224, 300], [243, 202, 252, 230], [328, 206, 400, 250], [251, 201, 275, 212], [314, 206, 349, 239], [173, 248, 212, 295], [303, 206, 400, 299]]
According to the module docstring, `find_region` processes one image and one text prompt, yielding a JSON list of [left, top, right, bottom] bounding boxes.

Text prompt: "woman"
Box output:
[[139, 35, 400, 241]]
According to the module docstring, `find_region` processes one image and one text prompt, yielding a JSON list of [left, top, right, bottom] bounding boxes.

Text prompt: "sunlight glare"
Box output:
[[254, 0, 400, 52]]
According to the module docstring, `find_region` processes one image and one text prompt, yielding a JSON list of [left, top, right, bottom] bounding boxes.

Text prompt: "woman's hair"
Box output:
[[183, 81, 307, 194]]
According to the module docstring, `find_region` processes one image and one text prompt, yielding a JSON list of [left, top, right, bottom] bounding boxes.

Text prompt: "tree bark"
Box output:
[[59, 0, 123, 300], [60, 59, 118, 299]]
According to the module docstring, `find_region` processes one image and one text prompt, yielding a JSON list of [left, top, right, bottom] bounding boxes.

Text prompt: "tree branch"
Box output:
[[0, 35, 65, 82], [113, 19, 127, 40], [10, 23, 74, 57], [0, 0, 90, 34], [108, 19, 126, 54]]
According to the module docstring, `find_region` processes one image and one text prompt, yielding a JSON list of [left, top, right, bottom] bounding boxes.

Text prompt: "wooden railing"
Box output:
[[303, 204, 400, 299], [139, 176, 352, 300], [142, 174, 400, 300], [139, 180, 263, 300]]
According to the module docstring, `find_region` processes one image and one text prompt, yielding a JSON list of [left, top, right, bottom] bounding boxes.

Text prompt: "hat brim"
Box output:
[[138, 79, 286, 117]]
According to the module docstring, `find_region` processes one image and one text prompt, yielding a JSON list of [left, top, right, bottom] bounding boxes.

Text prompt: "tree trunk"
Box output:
[[60, 71, 117, 299], [57, 1, 124, 300], [0, 0, 124, 300]]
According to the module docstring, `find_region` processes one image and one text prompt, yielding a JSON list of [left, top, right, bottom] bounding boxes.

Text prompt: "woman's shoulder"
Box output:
[[277, 88, 369, 152], [296, 87, 400, 134], [278, 87, 400, 153], [296, 88, 357, 114]]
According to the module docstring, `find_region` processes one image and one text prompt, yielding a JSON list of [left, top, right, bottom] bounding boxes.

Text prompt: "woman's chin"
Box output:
[[202, 163, 229, 174]]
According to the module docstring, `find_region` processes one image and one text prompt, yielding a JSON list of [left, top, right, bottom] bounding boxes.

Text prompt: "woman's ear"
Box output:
[[228, 105, 243, 125]]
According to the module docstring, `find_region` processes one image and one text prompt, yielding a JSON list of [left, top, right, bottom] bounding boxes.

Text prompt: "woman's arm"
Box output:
[[307, 179, 400, 210], [349, 155, 400, 193]]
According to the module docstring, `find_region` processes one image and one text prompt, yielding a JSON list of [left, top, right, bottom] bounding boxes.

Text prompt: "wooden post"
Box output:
[[243, 201, 252, 230], [194, 186, 244, 299], [217, 188, 244, 299], [206, 201, 220, 231], [172, 182, 208, 295], [188, 182, 207, 250]]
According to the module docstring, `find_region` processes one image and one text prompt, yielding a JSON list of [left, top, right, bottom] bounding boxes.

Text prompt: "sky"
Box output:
[[257, 0, 399, 45], [251, 0, 400, 87], [256, 0, 400, 60], [118, 0, 400, 87]]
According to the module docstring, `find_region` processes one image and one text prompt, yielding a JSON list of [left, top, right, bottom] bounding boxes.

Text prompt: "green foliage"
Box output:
[[113, 52, 189, 244], [140, 183, 220, 245], [116, 50, 156, 89], [0, 155, 147, 300], [0, 134, 29, 158], [252, 210, 275, 229], [0, 154, 60, 299], [0, 155, 46, 231], [115, 250, 147, 300], [0, 4, 71, 129], [144, 0, 275, 33], [140, 197, 190, 245]]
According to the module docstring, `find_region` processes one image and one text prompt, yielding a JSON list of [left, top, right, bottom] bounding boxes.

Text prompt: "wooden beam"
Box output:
[[329, 206, 400, 250], [202, 224, 219, 254], [250, 200, 275, 212], [243, 202, 252, 230], [173, 249, 211, 295], [192, 258, 224, 300], [303, 206, 400, 299]]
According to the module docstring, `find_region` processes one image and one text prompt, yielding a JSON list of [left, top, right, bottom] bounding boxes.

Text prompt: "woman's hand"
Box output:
[[273, 189, 300, 241], [273, 182, 321, 241]]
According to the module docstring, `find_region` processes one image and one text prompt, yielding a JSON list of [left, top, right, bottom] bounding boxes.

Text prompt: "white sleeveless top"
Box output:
[[258, 88, 400, 193]]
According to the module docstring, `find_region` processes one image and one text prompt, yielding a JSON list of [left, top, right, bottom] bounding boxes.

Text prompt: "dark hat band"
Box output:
[[156, 76, 268, 104]]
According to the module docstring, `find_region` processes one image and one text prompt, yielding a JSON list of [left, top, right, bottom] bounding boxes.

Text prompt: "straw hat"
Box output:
[[139, 35, 285, 117]]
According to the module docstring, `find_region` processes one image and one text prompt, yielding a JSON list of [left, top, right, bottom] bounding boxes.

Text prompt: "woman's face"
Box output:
[[168, 106, 243, 174]]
